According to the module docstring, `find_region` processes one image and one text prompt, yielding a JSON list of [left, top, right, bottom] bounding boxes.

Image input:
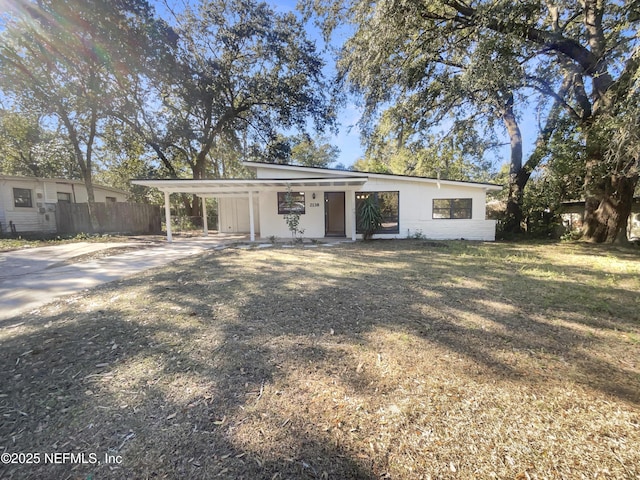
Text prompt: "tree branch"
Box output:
[[443, 0, 613, 87], [525, 74, 582, 121]]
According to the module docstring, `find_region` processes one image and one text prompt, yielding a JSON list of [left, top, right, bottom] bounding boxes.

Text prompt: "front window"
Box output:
[[433, 198, 472, 219], [57, 192, 72, 203], [277, 191, 305, 214], [356, 191, 399, 234], [13, 188, 33, 208]]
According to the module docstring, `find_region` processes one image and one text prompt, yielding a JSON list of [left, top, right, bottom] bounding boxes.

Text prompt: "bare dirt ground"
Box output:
[[1, 240, 639, 479], [0, 235, 161, 253]]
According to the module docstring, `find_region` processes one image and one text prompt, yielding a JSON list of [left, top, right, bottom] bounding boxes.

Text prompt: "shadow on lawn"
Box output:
[[157, 243, 640, 407], [194, 243, 640, 405], [189, 244, 639, 404], [1, 241, 638, 479], [370, 243, 638, 399], [0, 277, 376, 479]]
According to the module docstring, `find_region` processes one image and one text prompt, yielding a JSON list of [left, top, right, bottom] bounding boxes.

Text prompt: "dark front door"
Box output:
[[325, 192, 346, 237]]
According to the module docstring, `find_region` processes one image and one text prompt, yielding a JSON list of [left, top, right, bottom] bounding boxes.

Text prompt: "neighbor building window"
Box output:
[[277, 191, 305, 214], [433, 198, 472, 219], [105, 196, 117, 203], [57, 192, 72, 203], [355, 191, 399, 234], [13, 188, 33, 208]]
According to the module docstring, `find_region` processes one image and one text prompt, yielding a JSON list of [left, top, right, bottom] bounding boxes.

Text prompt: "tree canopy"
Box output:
[[2, 0, 638, 242], [289, 134, 341, 167], [0, 109, 78, 178], [0, 0, 170, 206], [110, 0, 337, 214], [309, 0, 640, 242], [0, 0, 338, 219]]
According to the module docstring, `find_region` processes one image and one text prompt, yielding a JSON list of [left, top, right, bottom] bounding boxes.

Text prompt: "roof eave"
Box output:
[[241, 161, 502, 190]]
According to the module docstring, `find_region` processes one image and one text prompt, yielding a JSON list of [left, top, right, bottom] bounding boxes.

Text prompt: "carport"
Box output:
[[132, 177, 368, 242]]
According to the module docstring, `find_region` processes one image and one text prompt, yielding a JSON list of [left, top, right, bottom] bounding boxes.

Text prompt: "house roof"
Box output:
[[131, 161, 502, 195], [131, 177, 368, 196], [242, 161, 503, 191]]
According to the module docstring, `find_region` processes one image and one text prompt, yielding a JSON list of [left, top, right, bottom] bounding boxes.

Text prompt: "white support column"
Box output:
[[201, 197, 208, 237], [248, 191, 255, 242], [164, 191, 173, 243], [216, 198, 222, 236], [348, 190, 357, 241]]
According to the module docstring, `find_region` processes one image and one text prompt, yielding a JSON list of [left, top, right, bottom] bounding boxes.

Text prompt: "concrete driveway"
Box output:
[[0, 235, 246, 321]]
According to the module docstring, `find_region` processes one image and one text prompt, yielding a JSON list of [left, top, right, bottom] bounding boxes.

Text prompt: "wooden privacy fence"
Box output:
[[56, 202, 162, 235]]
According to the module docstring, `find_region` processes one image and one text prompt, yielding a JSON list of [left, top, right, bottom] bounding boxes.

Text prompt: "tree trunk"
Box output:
[[505, 170, 529, 233], [583, 171, 638, 243], [502, 95, 524, 233], [185, 195, 201, 223], [60, 106, 100, 233], [503, 73, 571, 235], [84, 175, 98, 234], [181, 152, 207, 224], [581, 105, 639, 244], [83, 108, 100, 232]]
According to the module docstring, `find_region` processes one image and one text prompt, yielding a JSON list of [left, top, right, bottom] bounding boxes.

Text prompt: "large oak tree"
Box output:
[[310, 0, 639, 242], [0, 0, 171, 228], [116, 0, 336, 216]]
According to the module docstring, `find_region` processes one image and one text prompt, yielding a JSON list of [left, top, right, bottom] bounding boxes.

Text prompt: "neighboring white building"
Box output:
[[561, 198, 640, 240], [0, 175, 128, 234], [133, 162, 501, 242]]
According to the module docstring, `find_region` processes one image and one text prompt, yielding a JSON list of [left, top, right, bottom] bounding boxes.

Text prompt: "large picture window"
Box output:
[[277, 191, 305, 214], [13, 188, 33, 208], [356, 191, 399, 234], [433, 198, 472, 219]]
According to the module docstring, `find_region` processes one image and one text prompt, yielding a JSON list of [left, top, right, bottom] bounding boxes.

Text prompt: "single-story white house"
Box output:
[[133, 162, 501, 242], [0, 175, 128, 234]]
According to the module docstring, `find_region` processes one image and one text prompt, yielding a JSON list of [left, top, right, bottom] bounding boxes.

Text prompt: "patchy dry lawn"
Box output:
[[1, 241, 639, 479], [0, 234, 164, 253]]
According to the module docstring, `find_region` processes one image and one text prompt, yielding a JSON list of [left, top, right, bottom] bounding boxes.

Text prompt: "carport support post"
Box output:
[[201, 197, 208, 237], [249, 191, 255, 242], [348, 191, 357, 241], [164, 191, 173, 243], [216, 198, 222, 236]]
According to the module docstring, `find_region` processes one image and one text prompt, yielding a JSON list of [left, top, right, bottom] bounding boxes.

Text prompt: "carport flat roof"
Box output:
[[131, 177, 368, 195]]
